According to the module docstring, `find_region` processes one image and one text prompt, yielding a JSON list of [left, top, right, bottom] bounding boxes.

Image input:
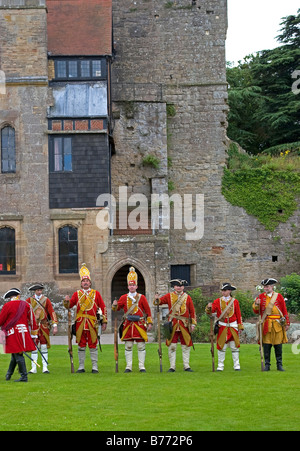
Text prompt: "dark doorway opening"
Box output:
[[111, 265, 146, 321]]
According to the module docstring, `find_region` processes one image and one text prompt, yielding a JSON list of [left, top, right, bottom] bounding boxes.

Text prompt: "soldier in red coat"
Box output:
[[206, 283, 244, 371], [155, 279, 197, 372], [112, 267, 153, 372], [0, 288, 38, 382], [26, 283, 58, 374], [64, 263, 107, 373], [253, 278, 290, 371]]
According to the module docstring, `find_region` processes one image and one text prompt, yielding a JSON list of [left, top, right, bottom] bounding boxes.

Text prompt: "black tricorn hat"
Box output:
[[169, 279, 188, 287], [29, 283, 44, 291], [221, 283, 236, 291], [261, 278, 278, 286], [3, 288, 21, 299]]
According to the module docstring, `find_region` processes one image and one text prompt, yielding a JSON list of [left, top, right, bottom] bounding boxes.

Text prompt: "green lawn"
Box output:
[[0, 343, 299, 431]]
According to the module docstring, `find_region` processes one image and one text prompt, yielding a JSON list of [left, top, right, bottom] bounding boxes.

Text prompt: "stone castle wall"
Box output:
[[0, 1, 299, 331], [109, 0, 300, 295]]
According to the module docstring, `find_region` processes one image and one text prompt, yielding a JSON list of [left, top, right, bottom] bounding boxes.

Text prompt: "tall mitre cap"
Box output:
[[221, 283, 236, 291], [127, 266, 138, 285], [79, 263, 91, 281], [261, 278, 278, 286], [3, 288, 21, 299]]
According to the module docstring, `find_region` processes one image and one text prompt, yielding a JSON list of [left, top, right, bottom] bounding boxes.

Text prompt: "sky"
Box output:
[[226, 0, 299, 65]]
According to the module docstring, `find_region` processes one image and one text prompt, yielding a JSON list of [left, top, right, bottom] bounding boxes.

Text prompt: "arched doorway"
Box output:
[[111, 265, 146, 323], [111, 265, 146, 301], [104, 258, 156, 331]]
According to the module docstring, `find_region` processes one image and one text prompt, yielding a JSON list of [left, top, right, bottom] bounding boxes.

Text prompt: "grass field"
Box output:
[[0, 343, 299, 431]]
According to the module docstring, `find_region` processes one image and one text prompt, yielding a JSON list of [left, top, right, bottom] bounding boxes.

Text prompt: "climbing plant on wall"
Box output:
[[222, 143, 300, 231]]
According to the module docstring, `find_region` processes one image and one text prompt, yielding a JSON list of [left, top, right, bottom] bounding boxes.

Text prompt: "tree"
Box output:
[[227, 10, 300, 154]]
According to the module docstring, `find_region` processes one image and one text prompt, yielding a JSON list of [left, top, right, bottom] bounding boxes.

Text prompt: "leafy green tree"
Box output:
[[279, 273, 300, 314], [227, 10, 300, 154]]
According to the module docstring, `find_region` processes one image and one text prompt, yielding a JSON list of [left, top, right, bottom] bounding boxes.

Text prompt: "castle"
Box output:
[[0, 0, 299, 329]]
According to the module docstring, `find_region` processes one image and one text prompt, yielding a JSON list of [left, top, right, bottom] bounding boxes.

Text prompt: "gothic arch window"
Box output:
[[58, 225, 78, 273], [0, 227, 16, 274], [1, 125, 16, 173]]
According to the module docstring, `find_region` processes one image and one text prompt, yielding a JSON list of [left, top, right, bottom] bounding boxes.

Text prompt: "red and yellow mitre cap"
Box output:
[[127, 266, 138, 286], [79, 263, 91, 281]]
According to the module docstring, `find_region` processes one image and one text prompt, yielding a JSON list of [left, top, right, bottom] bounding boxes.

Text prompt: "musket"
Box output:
[[258, 312, 265, 372], [114, 311, 119, 373], [34, 341, 49, 366], [68, 307, 75, 374], [188, 318, 195, 351], [156, 295, 163, 373], [97, 308, 103, 353], [253, 294, 265, 371], [23, 351, 41, 368], [209, 313, 216, 372], [97, 326, 102, 353]]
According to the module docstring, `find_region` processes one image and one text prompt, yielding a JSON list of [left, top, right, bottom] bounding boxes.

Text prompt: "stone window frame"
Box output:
[[58, 225, 79, 274], [0, 225, 16, 275], [51, 214, 85, 280], [0, 123, 16, 174], [0, 217, 23, 281]]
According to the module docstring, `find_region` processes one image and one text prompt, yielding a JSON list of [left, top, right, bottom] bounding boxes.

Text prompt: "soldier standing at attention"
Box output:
[[253, 278, 290, 371], [64, 263, 107, 373], [155, 279, 197, 372], [26, 283, 58, 374], [0, 288, 38, 382], [206, 283, 244, 372], [112, 267, 153, 373]]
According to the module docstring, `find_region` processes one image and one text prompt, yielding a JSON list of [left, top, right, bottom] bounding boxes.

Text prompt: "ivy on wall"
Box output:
[[222, 144, 300, 231]]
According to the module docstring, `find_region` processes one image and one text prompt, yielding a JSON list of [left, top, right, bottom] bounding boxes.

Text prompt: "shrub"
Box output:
[[279, 273, 300, 315], [187, 288, 207, 316], [234, 290, 255, 320]]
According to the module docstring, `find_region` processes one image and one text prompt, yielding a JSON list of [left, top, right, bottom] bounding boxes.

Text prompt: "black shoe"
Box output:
[[14, 377, 28, 382], [168, 368, 175, 372], [139, 369, 146, 373], [76, 369, 85, 373], [184, 368, 193, 372], [124, 368, 132, 373], [92, 369, 99, 374]]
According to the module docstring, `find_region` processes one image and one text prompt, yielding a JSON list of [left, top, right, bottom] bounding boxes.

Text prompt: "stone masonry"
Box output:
[[109, 0, 300, 303], [0, 0, 299, 332]]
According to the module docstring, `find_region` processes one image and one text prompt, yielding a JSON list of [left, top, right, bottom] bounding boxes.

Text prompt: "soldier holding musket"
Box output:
[[112, 267, 153, 373], [253, 278, 290, 371], [64, 263, 107, 373], [206, 283, 244, 372], [154, 279, 196, 372], [26, 283, 58, 374]]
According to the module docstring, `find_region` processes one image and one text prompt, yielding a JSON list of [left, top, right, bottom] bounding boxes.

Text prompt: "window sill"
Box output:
[[54, 273, 79, 280], [0, 274, 21, 281]]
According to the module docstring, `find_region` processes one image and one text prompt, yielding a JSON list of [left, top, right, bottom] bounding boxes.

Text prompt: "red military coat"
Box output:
[[26, 295, 58, 348], [69, 289, 107, 344], [113, 293, 153, 342], [210, 297, 244, 350], [253, 292, 290, 342], [158, 292, 197, 347], [0, 298, 38, 354]]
